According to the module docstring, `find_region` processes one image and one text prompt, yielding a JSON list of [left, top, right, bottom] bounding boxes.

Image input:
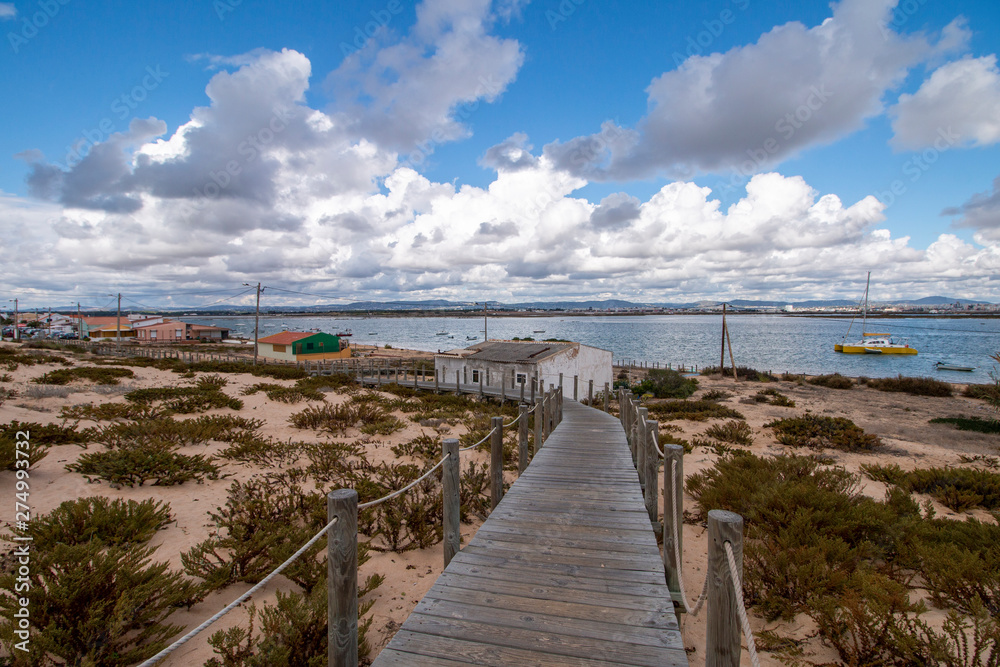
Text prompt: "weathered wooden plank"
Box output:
[[371, 399, 688, 667]]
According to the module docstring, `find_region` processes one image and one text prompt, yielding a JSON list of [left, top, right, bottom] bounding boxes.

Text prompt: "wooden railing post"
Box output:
[[435, 369, 439, 391], [707, 510, 744, 667], [534, 396, 543, 454], [644, 420, 660, 532], [442, 439, 460, 568], [663, 443, 685, 622], [328, 489, 358, 667], [455, 370, 461, 395], [517, 404, 529, 473], [558, 372, 563, 391], [490, 416, 504, 510], [479, 372, 484, 397], [530, 374, 536, 404], [588, 379, 593, 406], [540, 393, 549, 442], [573, 375, 579, 401], [636, 407, 649, 490], [603, 382, 610, 412]]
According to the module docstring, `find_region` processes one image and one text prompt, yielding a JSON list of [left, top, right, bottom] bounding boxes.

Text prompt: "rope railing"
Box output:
[[669, 460, 709, 616], [139, 380, 563, 667], [725, 540, 761, 667], [459, 426, 498, 452], [137, 515, 341, 667], [617, 386, 759, 667], [358, 454, 451, 510]]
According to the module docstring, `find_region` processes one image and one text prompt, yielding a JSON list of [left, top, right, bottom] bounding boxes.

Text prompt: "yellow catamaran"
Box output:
[[834, 272, 917, 355]]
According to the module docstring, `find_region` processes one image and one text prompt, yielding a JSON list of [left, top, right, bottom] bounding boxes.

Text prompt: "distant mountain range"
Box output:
[[25, 295, 992, 315]]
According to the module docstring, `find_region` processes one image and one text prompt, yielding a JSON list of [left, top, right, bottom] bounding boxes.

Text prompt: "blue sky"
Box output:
[[2, 0, 999, 309]]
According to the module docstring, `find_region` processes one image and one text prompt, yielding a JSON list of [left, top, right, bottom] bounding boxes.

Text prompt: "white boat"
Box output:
[[935, 361, 975, 372], [835, 273, 917, 355], [435, 331, 449, 336]]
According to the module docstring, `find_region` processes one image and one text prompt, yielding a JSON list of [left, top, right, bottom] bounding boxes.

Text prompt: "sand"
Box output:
[[1, 342, 997, 666]]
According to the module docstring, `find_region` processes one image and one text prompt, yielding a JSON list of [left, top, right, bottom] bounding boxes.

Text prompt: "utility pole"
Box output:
[[47, 306, 52, 339], [476, 301, 491, 341], [8, 298, 17, 342], [116, 293, 122, 350], [720, 302, 727, 373], [77, 303, 82, 340], [244, 282, 262, 365]]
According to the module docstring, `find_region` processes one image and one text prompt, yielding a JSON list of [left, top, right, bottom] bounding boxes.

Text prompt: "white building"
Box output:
[[434, 340, 613, 400]]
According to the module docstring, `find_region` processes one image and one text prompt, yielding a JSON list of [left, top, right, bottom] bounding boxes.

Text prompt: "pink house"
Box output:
[[133, 319, 229, 343]]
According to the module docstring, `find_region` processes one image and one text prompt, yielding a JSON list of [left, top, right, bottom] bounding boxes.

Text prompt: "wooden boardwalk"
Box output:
[[372, 399, 688, 666]]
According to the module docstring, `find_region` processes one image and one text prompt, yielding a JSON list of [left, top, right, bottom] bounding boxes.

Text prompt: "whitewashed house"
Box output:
[[434, 340, 613, 399]]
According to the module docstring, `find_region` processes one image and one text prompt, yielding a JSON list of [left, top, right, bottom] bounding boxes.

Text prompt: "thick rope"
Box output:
[[651, 429, 664, 459], [724, 540, 761, 667], [137, 515, 340, 667], [669, 459, 709, 616], [459, 425, 498, 452], [359, 454, 450, 510]]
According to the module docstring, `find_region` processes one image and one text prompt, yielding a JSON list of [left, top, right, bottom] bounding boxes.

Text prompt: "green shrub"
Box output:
[[930, 416, 1000, 434], [392, 434, 443, 463], [701, 389, 732, 401], [242, 382, 324, 403], [807, 373, 854, 390], [865, 375, 953, 397], [1, 420, 92, 469], [303, 440, 365, 484], [645, 399, 745, 422], [124, 384, 243, 413], [218, 434, 303, 468], [0, 542, 200, 667], [182, 472, 328, 591], [766, 414, 882, 451], [34, 366, 135, 385], [359, 414, 405, 435], [289, 400, 393, 435], [67, 444, 222, 487], [701, 365, 777, 381], [906, 467, 1000, 512], [755, 388, 796, 407], [633, 368, 698, 399], [915, 518, 1000, 617], [704, 420, 753, 445], [61, 401, 161, 422], [20, 496, 172, 550], [90, 414, 261, 450]]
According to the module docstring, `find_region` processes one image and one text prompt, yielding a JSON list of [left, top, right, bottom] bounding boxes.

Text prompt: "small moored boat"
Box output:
[[835, 273, 917, 355], [935, 361, 975, 372]]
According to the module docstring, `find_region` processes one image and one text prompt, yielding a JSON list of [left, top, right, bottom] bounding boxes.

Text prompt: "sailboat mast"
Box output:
[[861, 271, 870, 335]]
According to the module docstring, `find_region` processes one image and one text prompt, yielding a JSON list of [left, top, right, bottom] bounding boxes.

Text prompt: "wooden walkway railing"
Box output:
[[371, 399, 688, 666]]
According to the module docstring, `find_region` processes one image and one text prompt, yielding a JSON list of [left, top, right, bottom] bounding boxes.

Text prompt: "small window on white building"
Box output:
[[516, 373, 527, 385], [471, 369, 481, 382]]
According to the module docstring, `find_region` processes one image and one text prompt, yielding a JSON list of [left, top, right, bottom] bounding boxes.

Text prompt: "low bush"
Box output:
[[182, 471, 329, 591], [755, 388, 796, 407], [807, 373, 854, 390], [242, 382, 324, 403], [704, 420, 753, 446], [929, 416, 1000, 434], [0, 498, 199, 666], [218, 433, 304, 468], [644, 399, 745, 422], [633, 368, 698, 399], [303, 440, 365, 484], [124, 384, 243, 413], [964, 383, 1000, 402], [701, 365, 777, 381], [61, 401, 161, 422], [766, 414, 883, 451], [864, 375, 953, 397], [864, 463, 1000, 512], [1, 420, 91, 469], [67, 444, 222, 487], [701, 389, 732, 401], [18, 496, 172, 550], [90, 414, 261, 450], [34, 366, 135, 385], [392, 434, 442, 463]]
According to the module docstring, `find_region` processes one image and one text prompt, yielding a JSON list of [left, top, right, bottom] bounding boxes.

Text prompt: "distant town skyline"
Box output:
[[2, 0, 999, 308]]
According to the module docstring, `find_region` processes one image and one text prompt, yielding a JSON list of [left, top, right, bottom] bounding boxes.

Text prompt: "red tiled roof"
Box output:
[[259, 331, 314, 345]]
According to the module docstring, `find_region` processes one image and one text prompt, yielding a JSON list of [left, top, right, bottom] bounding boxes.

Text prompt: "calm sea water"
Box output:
[[187, 314, 1000, 383]]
